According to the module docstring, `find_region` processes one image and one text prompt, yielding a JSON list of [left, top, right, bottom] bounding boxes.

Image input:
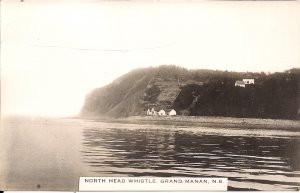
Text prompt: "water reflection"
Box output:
[[82, 125, 300, 190]]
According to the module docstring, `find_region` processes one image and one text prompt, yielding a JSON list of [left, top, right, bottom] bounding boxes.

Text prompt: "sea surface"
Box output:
[[0, 117, 300, 191]]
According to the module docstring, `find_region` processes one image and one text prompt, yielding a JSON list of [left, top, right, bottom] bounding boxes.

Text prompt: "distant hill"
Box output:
[[80, 65, 300, 120]]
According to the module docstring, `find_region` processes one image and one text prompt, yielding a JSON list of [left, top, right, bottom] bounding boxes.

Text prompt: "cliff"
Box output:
[[81, 65, 300, 120]]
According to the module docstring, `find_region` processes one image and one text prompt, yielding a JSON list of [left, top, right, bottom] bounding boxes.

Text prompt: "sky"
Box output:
[[1, 0, 299, 117]]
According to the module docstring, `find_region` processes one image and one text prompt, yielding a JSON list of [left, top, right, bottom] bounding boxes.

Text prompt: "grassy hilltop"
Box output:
[[80, 65, 300, 120]]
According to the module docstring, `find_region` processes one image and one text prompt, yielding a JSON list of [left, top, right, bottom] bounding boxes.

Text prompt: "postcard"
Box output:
[[0, 0, 299, 191]]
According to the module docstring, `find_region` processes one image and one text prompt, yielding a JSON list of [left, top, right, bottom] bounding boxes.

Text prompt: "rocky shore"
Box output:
[[119, 115, 300, 130]]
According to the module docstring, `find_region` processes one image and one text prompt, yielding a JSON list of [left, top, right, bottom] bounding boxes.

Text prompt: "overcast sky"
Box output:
[[1, 0, 299, 117]]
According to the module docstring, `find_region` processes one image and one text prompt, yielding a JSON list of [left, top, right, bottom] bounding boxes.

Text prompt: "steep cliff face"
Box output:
[[81, 68, 154, 117], [81, 66, 300, 120], [81, 66, 187, 117]]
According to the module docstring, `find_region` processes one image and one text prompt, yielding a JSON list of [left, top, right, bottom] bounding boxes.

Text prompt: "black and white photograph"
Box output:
[[0, 0, 299, 191]]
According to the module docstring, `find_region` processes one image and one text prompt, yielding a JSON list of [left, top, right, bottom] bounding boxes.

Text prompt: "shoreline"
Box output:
[[2, 114, 300, 131], [83, 115, 300, 131]]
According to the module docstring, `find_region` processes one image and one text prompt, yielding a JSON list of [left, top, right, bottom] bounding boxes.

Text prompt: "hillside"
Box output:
[[80, 65, 300, 120]]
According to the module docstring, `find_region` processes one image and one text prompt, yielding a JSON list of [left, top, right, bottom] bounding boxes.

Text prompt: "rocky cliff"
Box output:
[[81, 65, 300, 120]]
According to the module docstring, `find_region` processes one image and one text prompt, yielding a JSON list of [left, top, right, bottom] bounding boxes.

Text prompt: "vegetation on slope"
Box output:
[[81, 65, 300, 120]]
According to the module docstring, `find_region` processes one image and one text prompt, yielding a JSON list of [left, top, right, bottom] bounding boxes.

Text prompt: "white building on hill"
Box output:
[[235, 78, 255, 87]]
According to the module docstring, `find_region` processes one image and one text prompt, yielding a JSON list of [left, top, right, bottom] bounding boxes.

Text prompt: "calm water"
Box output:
[[1, 117, 300, 191], [81, 122, 300, 191]]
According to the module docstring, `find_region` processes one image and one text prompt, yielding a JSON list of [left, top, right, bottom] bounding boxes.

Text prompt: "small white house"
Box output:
[[158, 109, 166, 116], [169, 109, 176, 116], [235, 79, 255, 87], [243, 79, 255, 85]]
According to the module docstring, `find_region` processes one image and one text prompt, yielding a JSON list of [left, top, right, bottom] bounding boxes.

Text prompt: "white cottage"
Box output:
[[235, 79, 255, 87], [158, 109, 166, 116], [169, 109, 176, 116]]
